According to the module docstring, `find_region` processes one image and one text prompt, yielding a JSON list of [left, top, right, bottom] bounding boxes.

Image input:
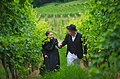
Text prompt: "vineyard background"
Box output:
[[0, 0, 120, 79]]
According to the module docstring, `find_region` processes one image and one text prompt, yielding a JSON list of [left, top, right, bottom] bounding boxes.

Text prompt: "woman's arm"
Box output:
[[55, 39, 60, 48], [44, 40, 55, 51], [42, 44, 47, 57]]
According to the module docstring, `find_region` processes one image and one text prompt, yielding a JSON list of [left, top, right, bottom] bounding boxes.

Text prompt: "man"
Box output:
[[58, 24, 87, 66]]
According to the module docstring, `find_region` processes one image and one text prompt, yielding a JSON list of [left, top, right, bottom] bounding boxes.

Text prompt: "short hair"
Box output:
[[46, 31, 51, 36]]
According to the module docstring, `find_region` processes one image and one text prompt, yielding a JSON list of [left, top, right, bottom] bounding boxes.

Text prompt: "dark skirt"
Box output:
[[44, 49, 60, 71]]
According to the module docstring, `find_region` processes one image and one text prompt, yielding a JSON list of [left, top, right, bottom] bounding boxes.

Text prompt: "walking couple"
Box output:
[[41, 24, 87, 72]]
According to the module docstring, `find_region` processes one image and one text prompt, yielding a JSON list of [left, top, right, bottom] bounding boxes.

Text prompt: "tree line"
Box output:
[[32, 0, 76, 7]]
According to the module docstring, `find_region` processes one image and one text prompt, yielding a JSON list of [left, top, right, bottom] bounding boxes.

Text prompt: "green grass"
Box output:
[[41, 66, 88, 79], [39, 47, 117, 79], [35, 0, 86, 17], [41, 47, 89, 79]]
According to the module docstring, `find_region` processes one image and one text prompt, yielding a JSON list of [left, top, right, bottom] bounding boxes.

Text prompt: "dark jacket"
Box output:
[[42, 38, 60, 71], [62, 32, 87, 59]]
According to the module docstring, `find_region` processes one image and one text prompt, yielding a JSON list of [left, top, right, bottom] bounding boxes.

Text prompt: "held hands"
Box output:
[[58, 42, 62, 48], [45, 55, 48, 58]]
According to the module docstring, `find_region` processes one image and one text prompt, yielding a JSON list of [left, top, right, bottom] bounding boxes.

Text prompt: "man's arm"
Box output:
[[62, 34, 68, 47], [58, 34, 68, 48]]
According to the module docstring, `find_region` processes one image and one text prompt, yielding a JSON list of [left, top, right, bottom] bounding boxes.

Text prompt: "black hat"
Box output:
[[66, 24, 77, 31]]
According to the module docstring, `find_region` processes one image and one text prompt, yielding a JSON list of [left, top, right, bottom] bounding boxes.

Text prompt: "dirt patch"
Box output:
[[27, 70, 41, 79]]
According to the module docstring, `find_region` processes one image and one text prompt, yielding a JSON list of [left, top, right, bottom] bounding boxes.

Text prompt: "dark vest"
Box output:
[[62, 32, 83, 59]]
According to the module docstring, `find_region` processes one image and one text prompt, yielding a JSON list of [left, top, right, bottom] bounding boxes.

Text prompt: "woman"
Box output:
[[42, 31, 60, 71]]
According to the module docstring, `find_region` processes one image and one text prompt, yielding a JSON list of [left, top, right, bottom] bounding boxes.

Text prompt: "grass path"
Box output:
[[40, 47, 89, 79]]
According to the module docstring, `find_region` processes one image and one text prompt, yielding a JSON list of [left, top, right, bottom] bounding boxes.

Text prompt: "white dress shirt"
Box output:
[[72, 32, 77, 42]]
